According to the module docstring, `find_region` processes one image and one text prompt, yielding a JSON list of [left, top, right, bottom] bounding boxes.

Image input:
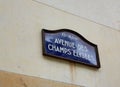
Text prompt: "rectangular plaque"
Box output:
[[42, 29, 100, 68]]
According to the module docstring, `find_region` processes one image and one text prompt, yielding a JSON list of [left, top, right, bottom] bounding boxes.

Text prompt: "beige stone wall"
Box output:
[[0, 0, 120, 87], [35, 0, 120, 30], [0, 70, 81, 87]]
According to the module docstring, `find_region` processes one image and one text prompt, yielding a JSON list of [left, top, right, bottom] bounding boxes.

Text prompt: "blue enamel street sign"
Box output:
[[42, 29, 100, 68]]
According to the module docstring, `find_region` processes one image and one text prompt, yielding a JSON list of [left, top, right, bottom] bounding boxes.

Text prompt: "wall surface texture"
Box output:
[[0, 0, 120, 87], [36, 0, 120, 30], [0, 71, 81, 87]]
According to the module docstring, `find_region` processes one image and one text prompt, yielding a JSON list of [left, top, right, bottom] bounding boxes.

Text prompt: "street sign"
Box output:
[[42, 29, 100, 68]]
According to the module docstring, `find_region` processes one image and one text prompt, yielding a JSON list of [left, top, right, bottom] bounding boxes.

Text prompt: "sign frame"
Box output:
[[42, 29, 100, 68]]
